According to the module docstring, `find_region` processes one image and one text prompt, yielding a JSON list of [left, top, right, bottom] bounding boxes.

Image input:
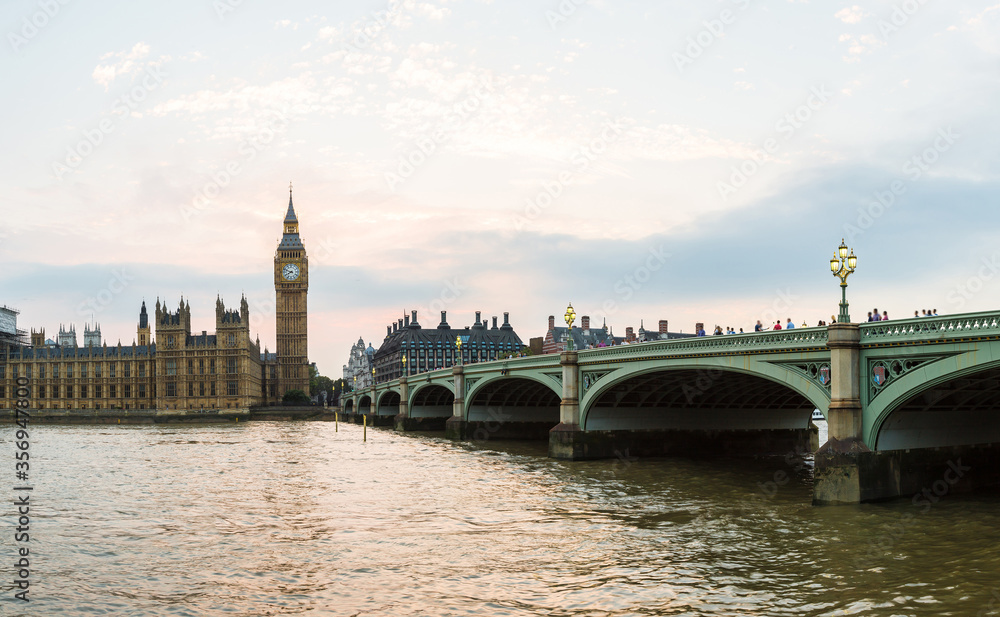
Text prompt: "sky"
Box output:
[[1, 0, 999, 377]]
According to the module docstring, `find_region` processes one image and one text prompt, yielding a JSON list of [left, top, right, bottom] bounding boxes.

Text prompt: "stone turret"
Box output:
[[84, 322, 102, 347]]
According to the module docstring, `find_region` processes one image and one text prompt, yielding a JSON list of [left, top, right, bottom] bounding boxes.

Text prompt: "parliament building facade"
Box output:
[[0, 189, 310, 412]]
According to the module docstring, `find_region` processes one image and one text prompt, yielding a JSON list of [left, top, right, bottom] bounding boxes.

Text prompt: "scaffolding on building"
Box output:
[[0, 305, 30, 361]]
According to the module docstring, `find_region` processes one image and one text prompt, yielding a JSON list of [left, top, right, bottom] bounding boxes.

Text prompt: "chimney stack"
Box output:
[[581, 316, 590, 331], [626, 326, 635, 342], [438, 311, 449, 329], [411, 310, 419, 327], [548, 315, 555, 330], [492, 316, 498, 329], [404, 314, 410, 327], [659, 320, 668, 334], [475, 311, 482, 325]]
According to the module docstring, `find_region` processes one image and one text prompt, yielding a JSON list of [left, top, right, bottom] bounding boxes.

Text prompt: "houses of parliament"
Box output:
[[0, 188, 311, 412]]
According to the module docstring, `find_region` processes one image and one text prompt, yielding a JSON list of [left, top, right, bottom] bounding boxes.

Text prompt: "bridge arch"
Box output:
[[357, 394, 372, 414], [377, 390, 401, 416], [868, 353, 1000, 450], [343, 398, 354, 414], [580, 358, 829, 432], [465, 375, 561, 429], [409, 382, 455, 419]]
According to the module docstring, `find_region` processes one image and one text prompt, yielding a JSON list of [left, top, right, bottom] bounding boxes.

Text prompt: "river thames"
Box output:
[[3, 421, 1000, 616]]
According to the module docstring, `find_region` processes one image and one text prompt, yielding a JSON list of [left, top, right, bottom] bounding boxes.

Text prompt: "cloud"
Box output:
[[835, 5, 867, 24], [838, 33, 886, 61], [92, 42, 152, 90]]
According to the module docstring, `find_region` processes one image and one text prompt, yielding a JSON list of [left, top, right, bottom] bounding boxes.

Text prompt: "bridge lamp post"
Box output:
[[401, 353, 407, 377], [830, 239, 858, 323], [455, 336, 463, 366], [564, 302, 577, 351]]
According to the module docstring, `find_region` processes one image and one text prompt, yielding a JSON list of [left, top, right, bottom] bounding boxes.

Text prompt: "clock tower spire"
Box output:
[[275, 183, 309, 398]]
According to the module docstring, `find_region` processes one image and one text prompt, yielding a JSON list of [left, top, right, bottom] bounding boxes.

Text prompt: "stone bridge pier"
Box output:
[[813, 322, 1000, 505]]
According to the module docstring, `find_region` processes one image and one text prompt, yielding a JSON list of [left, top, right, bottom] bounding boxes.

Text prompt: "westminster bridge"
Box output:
[[340, 311, 1000, 505]]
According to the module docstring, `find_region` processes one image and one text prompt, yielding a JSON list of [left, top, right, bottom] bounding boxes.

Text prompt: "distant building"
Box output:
[[372, 310, 523, 383], [542, 315, 693, 354], [528, 336, 544, 356], [342, 337, 375, 390], [542, 314, 616, 354], [0, 298, 273, 412]]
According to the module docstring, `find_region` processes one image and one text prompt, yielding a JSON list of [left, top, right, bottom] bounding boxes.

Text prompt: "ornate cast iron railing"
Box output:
[[860, 311, 1000, 345]]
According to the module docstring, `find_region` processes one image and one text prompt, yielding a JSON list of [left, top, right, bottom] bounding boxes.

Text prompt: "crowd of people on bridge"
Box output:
[[693, 307, 944, 338]]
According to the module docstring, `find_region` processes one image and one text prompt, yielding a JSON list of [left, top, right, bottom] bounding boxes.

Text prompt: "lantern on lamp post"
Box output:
[[830, 239, 858, 323], [564, 302, 577, 351], [455, 335, 463, 366]]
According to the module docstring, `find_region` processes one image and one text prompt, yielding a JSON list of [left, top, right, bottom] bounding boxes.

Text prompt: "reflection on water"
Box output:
[[3, 420, 1000, 616]]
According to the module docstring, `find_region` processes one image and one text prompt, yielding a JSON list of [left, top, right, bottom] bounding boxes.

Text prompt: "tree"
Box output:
[[308, 365, 335, 404], [282, 389, 310, 403], [332, 378, 348, 396]]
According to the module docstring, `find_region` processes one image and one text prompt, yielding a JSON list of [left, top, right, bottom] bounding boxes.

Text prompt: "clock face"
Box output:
[[282, 263, 300, 281]]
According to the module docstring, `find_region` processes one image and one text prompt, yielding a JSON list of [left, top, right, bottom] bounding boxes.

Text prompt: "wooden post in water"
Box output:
[[363, 415, 367, 442]]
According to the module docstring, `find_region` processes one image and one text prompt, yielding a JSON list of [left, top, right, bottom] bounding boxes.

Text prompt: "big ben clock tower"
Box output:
[[275, 183, 309, 397]]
